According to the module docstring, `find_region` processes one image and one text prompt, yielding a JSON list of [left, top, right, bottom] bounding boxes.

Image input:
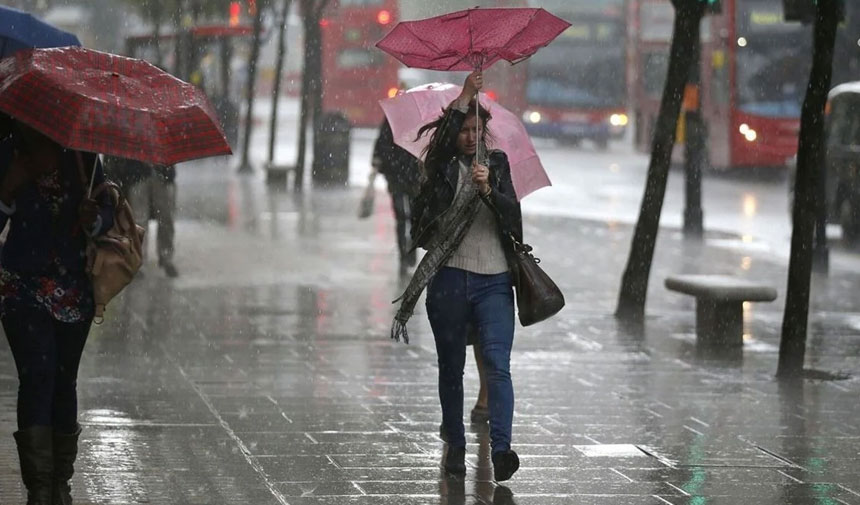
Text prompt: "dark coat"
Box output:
[[0, 139, 114, 275], [373, 119, 421, 197], [410, 107, 523, 258]]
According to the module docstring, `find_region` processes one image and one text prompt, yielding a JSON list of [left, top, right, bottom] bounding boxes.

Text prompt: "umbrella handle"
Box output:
[[88, 154, 99, 199], [474, 62, 485, 165]]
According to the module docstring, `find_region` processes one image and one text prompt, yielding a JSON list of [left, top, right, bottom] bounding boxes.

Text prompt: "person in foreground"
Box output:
[[0, 117, 114, 505], [390, 71, 522, 481]]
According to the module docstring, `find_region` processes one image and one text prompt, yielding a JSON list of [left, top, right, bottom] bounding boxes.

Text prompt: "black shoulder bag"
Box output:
[[507, 235, 565, 326], [481, 182, 565, 326]]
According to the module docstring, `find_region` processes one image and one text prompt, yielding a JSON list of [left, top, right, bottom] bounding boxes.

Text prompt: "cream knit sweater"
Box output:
[[445, 158, 509, 274]]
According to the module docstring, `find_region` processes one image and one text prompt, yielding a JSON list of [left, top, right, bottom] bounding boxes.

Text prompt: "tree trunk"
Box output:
[[293, 12, 315, 191], [268, 0, 293, 164], [615, 2, 705, 322], [238, 1, 265, 173], [777, 0, 840, 378]]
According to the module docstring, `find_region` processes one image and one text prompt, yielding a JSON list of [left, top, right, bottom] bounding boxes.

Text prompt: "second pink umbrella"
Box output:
[[379, 82, 550, 201]]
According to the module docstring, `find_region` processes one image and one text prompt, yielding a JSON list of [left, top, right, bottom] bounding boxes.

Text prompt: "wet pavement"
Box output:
[[2, 158, 860, 504]]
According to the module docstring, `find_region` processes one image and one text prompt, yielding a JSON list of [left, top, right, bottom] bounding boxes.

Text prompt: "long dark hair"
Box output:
[[416, 98, 493, 175]]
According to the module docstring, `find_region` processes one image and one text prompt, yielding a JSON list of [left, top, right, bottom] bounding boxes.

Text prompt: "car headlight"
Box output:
[[609, 113, 628, 127], [523, 111, 542, 124]]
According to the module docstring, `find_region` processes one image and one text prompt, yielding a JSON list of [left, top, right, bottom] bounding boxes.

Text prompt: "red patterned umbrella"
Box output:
[[0, 46, 231, 166], [375, 7, 571, 71]]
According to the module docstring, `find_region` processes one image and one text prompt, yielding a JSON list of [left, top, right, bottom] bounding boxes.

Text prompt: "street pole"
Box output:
[[683, 25, 704, 239]]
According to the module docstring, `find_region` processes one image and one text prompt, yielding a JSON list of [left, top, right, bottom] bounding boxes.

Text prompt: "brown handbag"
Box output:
[[509, 237, 565, 326], [77, 153, 145, 323], [86, 181, 145, 323]]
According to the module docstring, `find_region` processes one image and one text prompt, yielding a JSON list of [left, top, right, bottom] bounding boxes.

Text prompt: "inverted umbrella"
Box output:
[[376, 7, 569, 163], [379, 83, 550, 200], [0, 5, 81, 58], [376, 7, 570, 71], [0, 47, 232, 170]]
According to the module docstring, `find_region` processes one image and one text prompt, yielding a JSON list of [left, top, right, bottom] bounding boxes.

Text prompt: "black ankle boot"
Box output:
[[492, 449, 519, 482], [13, 426, 54, 505], [444, 445, 466, 475], [53, 425, 81, 505]]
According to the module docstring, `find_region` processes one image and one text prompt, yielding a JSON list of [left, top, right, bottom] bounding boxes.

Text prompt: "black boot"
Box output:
[[444, 445, 466, 475], [492, 449, 519, 482], [53, 425, 81, 505], [13, 426, 54, 505]]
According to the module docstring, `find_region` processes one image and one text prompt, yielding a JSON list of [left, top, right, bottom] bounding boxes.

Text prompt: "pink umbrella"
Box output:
[[379, 83, 550, 200], [376, 7, 571, 71]]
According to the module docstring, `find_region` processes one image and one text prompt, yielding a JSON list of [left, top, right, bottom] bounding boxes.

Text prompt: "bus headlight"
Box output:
[[523, 111, 542, 124], [609, 113, 628, 127], [739, 123, 758, 142]]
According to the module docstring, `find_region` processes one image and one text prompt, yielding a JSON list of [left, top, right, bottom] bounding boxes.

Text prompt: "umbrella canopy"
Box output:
[[379, 83, 550, 200], [376, 7, 571, 71], [0, 47, 231, 166], [0, 5, 81, 58]]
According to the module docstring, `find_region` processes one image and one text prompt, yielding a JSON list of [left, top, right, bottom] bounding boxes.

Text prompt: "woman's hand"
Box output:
[[471, 160, 491, 196], [78, 198, 99, 231], [456, 71, 484, 107]]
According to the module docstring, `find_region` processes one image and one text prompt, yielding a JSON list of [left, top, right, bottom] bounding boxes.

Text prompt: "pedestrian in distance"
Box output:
[[103, 156, 179, 278], [391, 71, 522, 482], [0, 116, 115, 505], [369, 115, 422, 276]]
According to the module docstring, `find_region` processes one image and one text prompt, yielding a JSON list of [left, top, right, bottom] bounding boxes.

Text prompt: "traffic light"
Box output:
[[229, 1, 241, 26]]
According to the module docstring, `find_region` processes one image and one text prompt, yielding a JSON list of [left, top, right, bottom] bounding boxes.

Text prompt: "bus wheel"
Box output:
[[840, 199, 860, 246]]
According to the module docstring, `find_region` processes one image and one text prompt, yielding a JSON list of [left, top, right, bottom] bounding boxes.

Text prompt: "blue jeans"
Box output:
[[426, 267, 515, 455], [2, 305, 91, 431]]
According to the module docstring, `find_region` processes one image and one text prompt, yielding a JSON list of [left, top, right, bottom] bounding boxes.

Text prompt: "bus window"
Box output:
[[828, 98, 854, 147], [337, 48, 383, 69]]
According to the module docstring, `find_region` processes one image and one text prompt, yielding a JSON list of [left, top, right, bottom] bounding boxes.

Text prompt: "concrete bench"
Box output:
[[665, 274, 778, 347], [264, 162, 295, 184]]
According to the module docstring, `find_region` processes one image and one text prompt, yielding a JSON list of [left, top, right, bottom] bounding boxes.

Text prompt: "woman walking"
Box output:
[[391, 71, 522, 481], [0, 118, 114, 505]]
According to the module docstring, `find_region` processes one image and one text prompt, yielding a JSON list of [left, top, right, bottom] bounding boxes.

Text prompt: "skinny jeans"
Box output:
[[426, 266, 515, 455], [2, 305, 91, 432]]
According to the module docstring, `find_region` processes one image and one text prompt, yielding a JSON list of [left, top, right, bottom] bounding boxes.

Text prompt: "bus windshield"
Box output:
[[735, 1, 811, 118], [525, 19, 625, 110]]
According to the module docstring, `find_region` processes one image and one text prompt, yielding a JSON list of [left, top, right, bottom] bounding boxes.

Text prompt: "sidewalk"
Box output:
[[1, 160, 859, 504]]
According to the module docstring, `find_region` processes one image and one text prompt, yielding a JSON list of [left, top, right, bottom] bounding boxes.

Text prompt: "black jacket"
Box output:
[[372, 120, 421, 196], [410, 108, 523, 258]]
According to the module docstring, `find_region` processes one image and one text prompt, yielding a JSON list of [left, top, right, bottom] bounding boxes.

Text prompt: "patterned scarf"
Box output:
[[390, 168, 482, 344]]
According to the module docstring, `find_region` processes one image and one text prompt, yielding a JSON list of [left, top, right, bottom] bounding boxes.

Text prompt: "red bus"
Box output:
[[321, 0, 400, 128], [630, 0, 813, 170], [506, 1, 629, 149]]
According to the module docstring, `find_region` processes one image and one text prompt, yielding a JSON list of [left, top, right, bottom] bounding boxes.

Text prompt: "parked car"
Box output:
[[788, 82, 860, 245]]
